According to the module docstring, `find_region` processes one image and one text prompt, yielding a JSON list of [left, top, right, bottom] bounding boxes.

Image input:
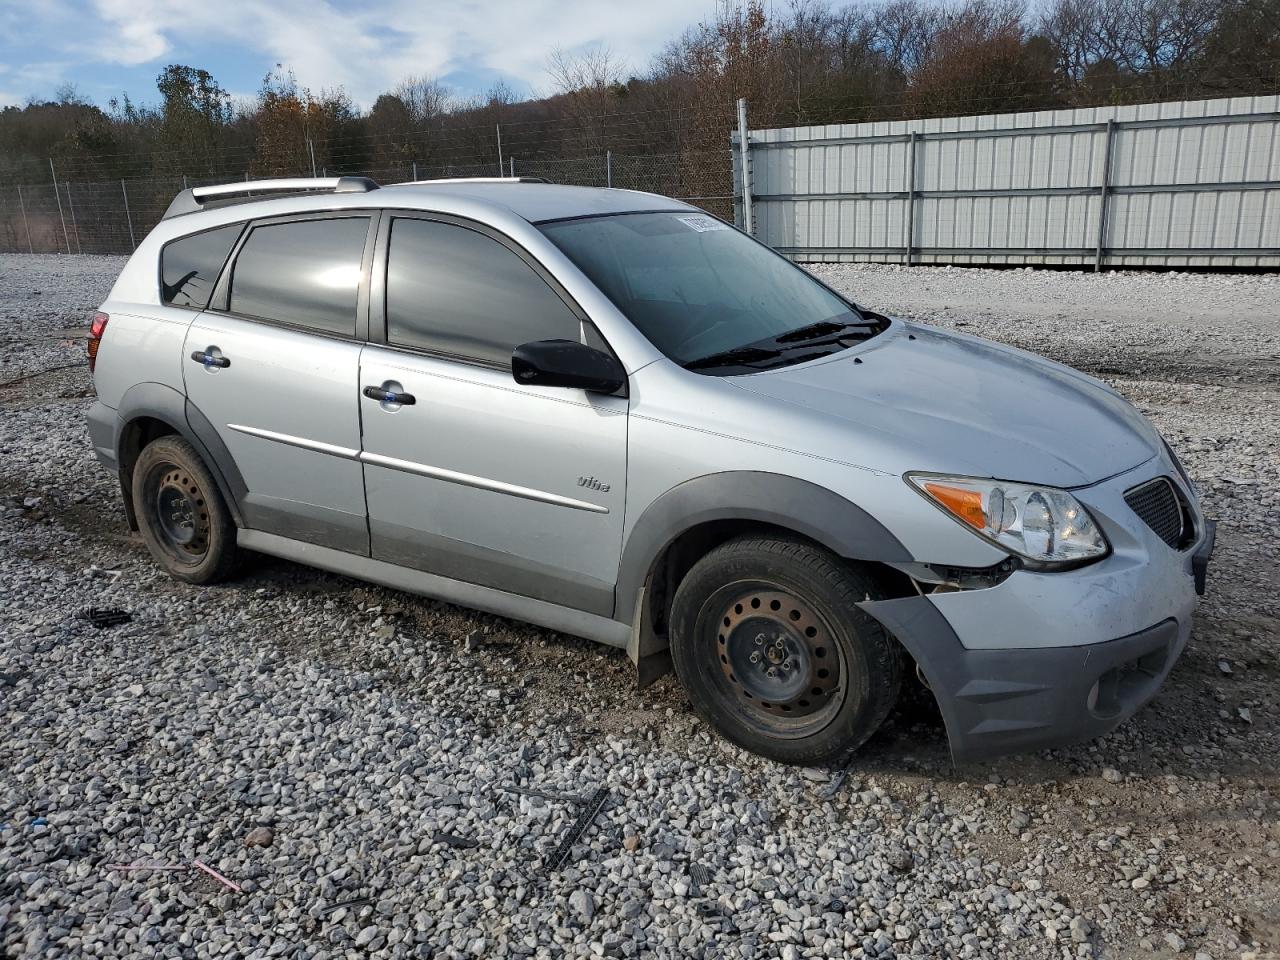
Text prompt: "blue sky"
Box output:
[[0, 0, 722, 110]]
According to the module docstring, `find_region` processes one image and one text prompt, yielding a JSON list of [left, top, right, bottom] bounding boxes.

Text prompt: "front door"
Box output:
[[359, 214, 627, 615], [183, 213, 375, 554]]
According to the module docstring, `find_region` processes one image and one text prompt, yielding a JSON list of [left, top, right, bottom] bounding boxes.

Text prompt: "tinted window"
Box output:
[[228, 217, 369, 336], [542, 212, 872, 366], [386, 218, 579, 365], [161, 224, 241, 308]]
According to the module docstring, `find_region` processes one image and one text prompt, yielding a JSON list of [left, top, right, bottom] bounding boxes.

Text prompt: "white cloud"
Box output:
[[34, 0, 720, 108]]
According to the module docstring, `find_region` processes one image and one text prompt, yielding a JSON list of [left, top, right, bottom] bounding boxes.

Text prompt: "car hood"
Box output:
[[730, 322, 1160, 488]]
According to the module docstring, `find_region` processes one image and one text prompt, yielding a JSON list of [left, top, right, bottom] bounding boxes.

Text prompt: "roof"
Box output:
[[378, 181, 690, 223]]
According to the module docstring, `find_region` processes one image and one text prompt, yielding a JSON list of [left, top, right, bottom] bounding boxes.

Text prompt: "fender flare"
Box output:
[[616, 471, 913, 669], [114, 382, 248, 527]]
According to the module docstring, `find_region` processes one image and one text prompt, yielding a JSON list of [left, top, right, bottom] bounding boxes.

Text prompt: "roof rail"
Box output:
[[401, 176, 550, 185], [162, 176, 379, 220]]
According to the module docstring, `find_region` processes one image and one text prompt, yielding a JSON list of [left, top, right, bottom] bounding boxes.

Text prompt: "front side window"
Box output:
[[386, 217, 580, 366], [227, 217, 369, 336], [161, 224, 241, 309], [541, 212, 885, 372]]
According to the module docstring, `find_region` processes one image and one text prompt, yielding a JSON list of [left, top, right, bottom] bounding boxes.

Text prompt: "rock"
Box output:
[[568, 890, 595, 923], [1101, 768, 1123, 783], [623, 836, 640, 853], [888, 847, 913, 872], [244, 826, 274, 848], [1163, 931, 1186, 952]]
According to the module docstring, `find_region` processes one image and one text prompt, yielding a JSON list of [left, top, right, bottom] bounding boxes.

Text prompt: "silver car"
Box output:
[[86, 176, 1215, 764]]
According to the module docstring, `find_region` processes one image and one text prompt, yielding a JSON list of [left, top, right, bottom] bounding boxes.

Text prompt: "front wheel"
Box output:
[[670, 536, 901, 765]]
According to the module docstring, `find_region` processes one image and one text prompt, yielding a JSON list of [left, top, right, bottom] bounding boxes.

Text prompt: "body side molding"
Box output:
[[239, 529, 631, 648]]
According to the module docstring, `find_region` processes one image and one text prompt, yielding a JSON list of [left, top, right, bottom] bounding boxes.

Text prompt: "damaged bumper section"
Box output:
[[861, 455, 1216, 762], [860, 596, 1189, 761]]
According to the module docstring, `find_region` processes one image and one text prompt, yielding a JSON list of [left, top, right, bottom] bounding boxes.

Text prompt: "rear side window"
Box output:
[[386, 218, 580, 365], [228, 217, 370, 336], [161, 224, 241, 308]]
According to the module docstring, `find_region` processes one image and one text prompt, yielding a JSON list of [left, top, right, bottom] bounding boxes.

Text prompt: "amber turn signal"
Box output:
[[922, 481, 987, 529]]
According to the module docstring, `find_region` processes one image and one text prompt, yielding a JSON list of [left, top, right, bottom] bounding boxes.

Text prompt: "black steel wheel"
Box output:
[[132, 436, 240, 584], [670, 535, 901, 764], [148, 465, 211, 564]]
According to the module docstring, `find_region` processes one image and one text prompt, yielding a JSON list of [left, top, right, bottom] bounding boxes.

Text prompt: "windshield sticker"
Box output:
[[677, 214, 730, 233]]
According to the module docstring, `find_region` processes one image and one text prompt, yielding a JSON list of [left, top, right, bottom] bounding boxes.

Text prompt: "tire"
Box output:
[[670, 535, 901, 765], [131, 435, 240, 584]]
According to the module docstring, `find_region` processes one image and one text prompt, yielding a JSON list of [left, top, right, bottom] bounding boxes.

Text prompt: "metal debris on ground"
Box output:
[[81, 607, 131, 629], [502, 784, 585, 804], [107, 859, 242, 893], [322, 896, 373, 915], [689, 863, 711, 896], [545, 786, 610, 874], [432, 831, 479, 849], [191, 859, 242, 893]]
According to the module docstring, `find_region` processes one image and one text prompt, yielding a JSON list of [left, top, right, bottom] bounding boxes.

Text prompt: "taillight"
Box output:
[[88, 311, 108, 372]]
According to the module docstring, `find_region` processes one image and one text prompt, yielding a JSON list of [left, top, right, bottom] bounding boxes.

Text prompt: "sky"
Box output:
[[0, 0, 724, 110]]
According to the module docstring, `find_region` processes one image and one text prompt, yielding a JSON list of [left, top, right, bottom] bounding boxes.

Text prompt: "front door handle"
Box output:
[[190, 349, 230, 369], [363, 385, 416, 405]]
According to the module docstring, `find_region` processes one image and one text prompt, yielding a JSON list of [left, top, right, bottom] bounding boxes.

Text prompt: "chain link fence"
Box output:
[[0, 150, 733, 255]]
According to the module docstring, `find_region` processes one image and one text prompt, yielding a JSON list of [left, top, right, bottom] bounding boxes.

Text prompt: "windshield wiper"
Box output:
[[774, 317, 882, 344], [683, 345, 784, 370]]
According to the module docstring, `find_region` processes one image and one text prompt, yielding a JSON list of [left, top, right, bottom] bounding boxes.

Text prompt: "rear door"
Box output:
[[359, 213, 627, 616], [182, 212, 376, 554]]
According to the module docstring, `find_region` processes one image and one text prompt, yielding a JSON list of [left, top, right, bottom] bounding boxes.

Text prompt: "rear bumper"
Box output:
[[87, 400, 118, 471], [863, 596, 1188, 761]]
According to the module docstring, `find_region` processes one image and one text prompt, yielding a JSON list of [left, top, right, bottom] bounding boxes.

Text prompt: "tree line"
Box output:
[[2, 0, 1276, 185]]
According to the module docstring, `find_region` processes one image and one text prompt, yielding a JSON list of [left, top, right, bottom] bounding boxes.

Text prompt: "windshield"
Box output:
[[540, 211, 886, 373]]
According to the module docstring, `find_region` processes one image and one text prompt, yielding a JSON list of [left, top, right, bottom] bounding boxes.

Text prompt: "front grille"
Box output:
[[1124, 477, 1191, 549]]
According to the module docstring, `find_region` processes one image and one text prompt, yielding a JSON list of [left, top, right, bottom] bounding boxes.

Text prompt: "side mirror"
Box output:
[[511, 339, 626, 394]]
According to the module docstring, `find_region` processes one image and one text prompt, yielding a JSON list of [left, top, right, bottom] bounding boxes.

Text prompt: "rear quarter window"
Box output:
[[160, 224, 242, 309]]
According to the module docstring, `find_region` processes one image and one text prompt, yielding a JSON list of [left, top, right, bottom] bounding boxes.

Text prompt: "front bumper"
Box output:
[[863, 457, 1214, 762], [862, 598, 1189, 760]]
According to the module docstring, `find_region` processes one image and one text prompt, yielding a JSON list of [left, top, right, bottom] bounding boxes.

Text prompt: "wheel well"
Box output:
[[641, 519, 914, 641], [116, 416, 179, 530]]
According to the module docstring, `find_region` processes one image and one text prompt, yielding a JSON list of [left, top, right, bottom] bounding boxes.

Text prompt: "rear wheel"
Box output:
[[670, 535, 901, 765], [132, 436, 240, 584]]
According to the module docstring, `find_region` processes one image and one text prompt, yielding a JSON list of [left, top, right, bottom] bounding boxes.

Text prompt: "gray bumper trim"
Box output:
[[87, 401, 118, 471], [858, 595, 1185, 763]]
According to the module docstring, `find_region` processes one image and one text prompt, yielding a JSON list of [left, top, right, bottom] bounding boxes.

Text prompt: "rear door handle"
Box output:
[[363, 385, 416, 405], [190, 349, 230, 369]]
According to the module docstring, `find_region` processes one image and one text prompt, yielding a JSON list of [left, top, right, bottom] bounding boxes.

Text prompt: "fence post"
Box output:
[[16, 185, 34, 253], [736, 98, 753, 236], [1094, 119, 1116, 272], [510, 156, 515, 178], [49, 159, 71, 254], [904, 132, 919, 267], [65, 182, 82, 254], [606, 150, 612, 188], [412, 161, 418, 181], [495, 124, 504, 177], [308, 138, 318, 177], [121, 179, 136, 252]]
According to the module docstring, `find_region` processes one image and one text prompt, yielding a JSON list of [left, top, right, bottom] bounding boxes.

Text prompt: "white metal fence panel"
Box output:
[[735, 95, 1280, 268]]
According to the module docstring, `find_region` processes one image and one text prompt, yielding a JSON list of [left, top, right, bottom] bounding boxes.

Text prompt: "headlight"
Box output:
[[906, 473, 1109, 567]]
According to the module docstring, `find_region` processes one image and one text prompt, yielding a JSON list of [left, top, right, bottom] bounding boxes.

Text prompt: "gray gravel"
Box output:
[[2, 253, 1278, 959]]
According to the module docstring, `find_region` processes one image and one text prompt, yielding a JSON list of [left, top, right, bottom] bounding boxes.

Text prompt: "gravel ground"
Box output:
[[1, 253, 1278, 960]]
